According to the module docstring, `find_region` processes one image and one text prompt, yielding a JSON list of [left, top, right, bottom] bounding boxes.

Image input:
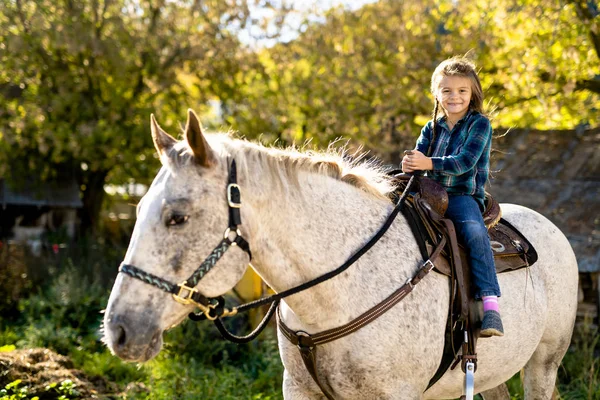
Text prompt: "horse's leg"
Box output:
[[480, 383, 510, 400], [522, 341, 566, 399], [282, 369, 327, 400]]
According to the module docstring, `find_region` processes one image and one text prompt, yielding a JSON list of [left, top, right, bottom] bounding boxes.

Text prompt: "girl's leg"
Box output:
[[444, 195, 501, 299], [445, 195, 503, 336]]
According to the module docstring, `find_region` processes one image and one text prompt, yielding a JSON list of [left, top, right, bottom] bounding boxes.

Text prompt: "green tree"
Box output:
[[0, 0, 276, 232], [226, 0, 598, 159], [450, 0, 599, 128], [222, 1, 444, 162]]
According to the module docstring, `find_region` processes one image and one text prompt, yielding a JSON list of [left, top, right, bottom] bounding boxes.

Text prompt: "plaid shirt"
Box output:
[[415, 110, 492, 209]]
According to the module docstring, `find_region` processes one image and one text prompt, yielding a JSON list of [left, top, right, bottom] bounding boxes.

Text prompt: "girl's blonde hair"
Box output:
[[431, 56, 485, 119], [427, 57, 485, 156]]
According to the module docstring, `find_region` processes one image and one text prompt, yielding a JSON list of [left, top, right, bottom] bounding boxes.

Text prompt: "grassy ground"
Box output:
[[0, 239, 598, 399], [0, 238, 284, 400]]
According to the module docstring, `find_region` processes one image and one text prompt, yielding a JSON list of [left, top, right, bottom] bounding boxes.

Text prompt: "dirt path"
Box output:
[[0, 348, 117, 399]]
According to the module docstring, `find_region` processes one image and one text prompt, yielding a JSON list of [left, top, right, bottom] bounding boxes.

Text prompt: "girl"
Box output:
[[401, 57, 503, 337]]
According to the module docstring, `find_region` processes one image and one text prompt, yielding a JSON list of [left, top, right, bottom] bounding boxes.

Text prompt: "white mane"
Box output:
[[168, 133, 396, 201]]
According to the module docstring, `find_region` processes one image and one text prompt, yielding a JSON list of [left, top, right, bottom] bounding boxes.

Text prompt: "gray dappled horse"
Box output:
[[103, 110, 578, 399]]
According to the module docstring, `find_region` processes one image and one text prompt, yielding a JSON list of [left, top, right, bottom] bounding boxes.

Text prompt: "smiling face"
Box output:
[[435, 75, 473, 122]]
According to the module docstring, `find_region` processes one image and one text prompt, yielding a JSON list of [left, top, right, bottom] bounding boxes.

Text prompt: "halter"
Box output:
[[117, 160, 428, 348], [118, 159, 251, 320]]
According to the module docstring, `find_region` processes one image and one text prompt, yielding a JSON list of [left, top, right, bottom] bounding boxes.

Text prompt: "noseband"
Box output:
[[118, 159, 252, 320]]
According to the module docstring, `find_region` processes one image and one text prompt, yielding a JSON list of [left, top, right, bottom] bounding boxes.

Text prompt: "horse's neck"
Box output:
[[242, 169, 422, 328]]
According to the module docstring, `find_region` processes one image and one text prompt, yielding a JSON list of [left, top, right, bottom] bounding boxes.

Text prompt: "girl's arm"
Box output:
[[430, 116, 492, 176], [403, 122, 432, 173], [415, 122, 432, 155]]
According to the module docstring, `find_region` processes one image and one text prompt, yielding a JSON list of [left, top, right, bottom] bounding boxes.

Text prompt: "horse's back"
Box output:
[[499, 203, 578, 282]]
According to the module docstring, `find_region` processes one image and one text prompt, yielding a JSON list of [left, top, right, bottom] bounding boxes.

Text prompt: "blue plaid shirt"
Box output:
[[415, 110, 492, 209]]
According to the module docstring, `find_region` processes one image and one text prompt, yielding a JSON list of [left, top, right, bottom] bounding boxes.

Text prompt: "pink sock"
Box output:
[[482, 296, 499, 313]]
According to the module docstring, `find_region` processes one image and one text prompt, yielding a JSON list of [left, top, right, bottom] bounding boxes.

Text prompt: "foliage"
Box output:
[[1, 237, 599, 398], [0, 378, 82, 400], [557, 318, 600, 399], [455, 0, 599, 129], [227, 0, 599, 164], [0, 0, 288, 231], [0, 380, 36, 400], [0, 0, 597, 230]]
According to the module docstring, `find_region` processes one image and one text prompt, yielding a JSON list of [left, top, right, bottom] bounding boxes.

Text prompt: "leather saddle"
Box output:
[[390, 173, 538, 388]]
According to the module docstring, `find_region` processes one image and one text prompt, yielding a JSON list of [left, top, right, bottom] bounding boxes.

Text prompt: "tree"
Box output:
[[0, 0, 281, 233], [222, 1, 444, 161], [224, 0, 599, 159], [448, 0, 599, 128]]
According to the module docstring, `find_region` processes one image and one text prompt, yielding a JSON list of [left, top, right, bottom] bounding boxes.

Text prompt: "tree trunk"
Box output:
[[78, 169, 109, 235]]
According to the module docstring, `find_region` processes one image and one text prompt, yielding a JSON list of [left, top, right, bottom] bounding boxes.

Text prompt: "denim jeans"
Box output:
[[445, 194, 501, 299]]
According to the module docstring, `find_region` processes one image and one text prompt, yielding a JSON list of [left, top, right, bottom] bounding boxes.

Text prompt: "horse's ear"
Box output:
[[150, 114, 177, 158], [185, 109, 215, 168]]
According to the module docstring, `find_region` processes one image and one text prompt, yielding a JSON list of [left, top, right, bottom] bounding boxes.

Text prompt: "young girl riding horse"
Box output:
[[402, 57, 503, 337]]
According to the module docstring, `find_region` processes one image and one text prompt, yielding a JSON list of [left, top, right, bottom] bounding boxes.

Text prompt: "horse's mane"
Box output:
[[167, 133, 395, 201]]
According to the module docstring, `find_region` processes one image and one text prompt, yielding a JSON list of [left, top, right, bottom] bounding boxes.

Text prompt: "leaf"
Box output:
[[0, 344, 16, 352]]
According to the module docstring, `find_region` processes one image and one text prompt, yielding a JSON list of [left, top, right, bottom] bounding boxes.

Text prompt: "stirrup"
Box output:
[[462, 360, 475, 400], [457, 330, 476, 400]]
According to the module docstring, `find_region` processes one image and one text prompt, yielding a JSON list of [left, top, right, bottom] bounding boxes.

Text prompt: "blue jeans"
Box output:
[[445, 195, 501, 299]]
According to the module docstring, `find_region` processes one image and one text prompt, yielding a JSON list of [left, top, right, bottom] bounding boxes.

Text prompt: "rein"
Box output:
[[118, 162, 428, 349], [118, 161, 448, 398]]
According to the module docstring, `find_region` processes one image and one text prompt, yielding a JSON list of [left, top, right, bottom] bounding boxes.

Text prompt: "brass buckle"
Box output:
[[173, 282, 198, 306], [227, 183, 241, 208], [173, 282, 218, 320], [220, 307, 238, 318]]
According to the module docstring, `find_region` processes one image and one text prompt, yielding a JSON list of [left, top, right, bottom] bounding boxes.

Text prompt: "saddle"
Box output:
[[391, 174, 538, 388]]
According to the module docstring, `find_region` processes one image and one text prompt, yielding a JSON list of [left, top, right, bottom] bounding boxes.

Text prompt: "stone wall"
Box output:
[[489, 126, 600, 320], [489, 126, 599, 273]]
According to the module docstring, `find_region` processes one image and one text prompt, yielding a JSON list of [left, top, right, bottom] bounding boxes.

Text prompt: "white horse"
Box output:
[[103, 110, 578, 399]]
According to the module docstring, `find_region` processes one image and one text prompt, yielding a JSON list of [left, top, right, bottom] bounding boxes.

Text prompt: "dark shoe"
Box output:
[[480, 310, 504, 337]]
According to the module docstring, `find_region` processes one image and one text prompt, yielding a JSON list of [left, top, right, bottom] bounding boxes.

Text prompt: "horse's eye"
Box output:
[[167, 214, 189, 226]]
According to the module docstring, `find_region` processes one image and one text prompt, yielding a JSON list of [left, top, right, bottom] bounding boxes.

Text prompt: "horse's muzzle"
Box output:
[[103, 312, 163, 362]]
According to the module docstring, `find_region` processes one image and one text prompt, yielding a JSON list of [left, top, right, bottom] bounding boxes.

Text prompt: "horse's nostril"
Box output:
[[116, 325, 127, 348]]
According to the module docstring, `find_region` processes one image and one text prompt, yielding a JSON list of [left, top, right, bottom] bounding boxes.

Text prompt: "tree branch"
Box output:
[[564, 0, 600, 61], [575, 78, 600, 94]]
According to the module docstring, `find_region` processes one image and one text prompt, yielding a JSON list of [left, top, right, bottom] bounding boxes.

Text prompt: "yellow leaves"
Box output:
[[550, 41, 564, 60], [294, 58, 312, 79], [436, 0, 454, 15]]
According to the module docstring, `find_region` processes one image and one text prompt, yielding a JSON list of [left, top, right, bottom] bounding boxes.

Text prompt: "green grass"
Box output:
[[0, 239, 283, 399]]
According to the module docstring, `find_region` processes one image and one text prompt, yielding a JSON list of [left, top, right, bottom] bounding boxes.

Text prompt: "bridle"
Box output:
[[117, 158, 425, 329], [118, 158, 439, 330], [119, 159, 251, 321]]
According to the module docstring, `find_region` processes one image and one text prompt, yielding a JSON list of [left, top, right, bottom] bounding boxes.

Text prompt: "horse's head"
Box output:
[[103, 110, 250, 362]]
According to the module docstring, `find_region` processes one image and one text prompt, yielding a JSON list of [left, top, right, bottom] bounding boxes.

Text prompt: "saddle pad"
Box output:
[[432, 217, 538, 277]]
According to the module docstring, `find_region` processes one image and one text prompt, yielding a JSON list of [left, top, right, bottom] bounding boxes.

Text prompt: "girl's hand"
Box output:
[[402, 150, 433, 172], [401, 151, 414, 173]]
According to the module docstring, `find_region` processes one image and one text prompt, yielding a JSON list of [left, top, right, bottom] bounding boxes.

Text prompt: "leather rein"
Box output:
[[118, 160, 446, 398]]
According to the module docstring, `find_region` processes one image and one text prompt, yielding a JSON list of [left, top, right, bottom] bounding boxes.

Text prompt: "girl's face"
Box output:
[[435, 76, 472, 121]]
